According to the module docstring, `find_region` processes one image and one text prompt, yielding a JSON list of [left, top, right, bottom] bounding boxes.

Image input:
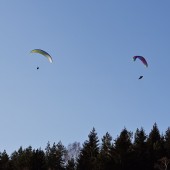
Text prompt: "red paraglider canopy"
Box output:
[[133, 56, 148, 67]]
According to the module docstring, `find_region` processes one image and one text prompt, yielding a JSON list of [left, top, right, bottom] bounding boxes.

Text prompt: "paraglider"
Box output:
[[133, 56, 148, 67], [30, 49, 53, 63], [133, 56, 148, 80], [138, 76, 143, 79]]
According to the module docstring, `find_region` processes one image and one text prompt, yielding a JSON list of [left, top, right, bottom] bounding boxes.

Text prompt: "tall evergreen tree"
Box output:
[[147, 123, 161, 145], [45, 141, 65, 170], [77, 128, 99, 170], [164, 127, 170, 158], [147, 123, 165, 169], [0, 150, 10, 170], [10, 146, 33, 170], [114, 128, 133, 170], [31, 148, 47, 170], [10, 150, 19, 169], [132, 127, 148, 170], [98, 132, 115, 170]]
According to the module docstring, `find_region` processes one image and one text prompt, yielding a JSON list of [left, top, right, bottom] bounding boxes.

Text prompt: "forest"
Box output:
[[0, 123, 170, 170]]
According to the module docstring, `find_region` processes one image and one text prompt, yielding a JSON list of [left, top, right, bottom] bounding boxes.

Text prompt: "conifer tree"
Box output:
[[10, 146, 33, 170], [0, 150, 10, 170], [98, 132, 115, 170], [147, 123, 165, 169], [148, 123, 161, 145], [45, 141, 65, 170], [164, 127, 170, 158], [77, 128, 99, 170], [133, 127, 148, 170], [114, 128, 133, 170], [31, 148, 47, 170]]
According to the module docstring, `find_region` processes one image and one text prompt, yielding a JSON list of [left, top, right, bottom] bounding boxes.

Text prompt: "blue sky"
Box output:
[[0, 0, 170, 153]]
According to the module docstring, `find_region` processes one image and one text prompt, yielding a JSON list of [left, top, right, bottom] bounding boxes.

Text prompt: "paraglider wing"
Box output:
[[133, 56, 148, 67], [30, 49, 53, 63]]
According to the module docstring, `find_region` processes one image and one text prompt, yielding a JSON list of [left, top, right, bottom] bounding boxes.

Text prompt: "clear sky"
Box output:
[[0, 0, 170, 154]]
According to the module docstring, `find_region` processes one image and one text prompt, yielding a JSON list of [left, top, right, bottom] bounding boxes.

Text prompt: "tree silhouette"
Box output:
[[31, 148, 47, 170], [0, 150, 10, 170], [0, 123, 169, 169], [45, 142, 65, 170], [132, 127, 149, 170], [98, 132, 115, 170], [10, 146, 33, 170], [77, 127, 99, 170], [164, 127, 170, 158], [114, 128, 133, 170], [147, 123, 165, 170]]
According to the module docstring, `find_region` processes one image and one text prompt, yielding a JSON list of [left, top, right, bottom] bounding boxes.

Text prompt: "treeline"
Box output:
[[1, 123, 170, 170]]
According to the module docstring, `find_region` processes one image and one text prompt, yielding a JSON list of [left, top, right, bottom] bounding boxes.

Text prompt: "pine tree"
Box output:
[[45, 142, 66, 170], [133, 127, 148, 170], [77, 127, 99, 170], [164, 127, 170, 158], [10, 146, 33, 170], [148, 123, 161, 145], [10, 150, 19, 169], [98, 132, 115, 170], [31, 148, 47, 170], [147, 123, 165, 169], [114, 128, 133, 170], [0, 150, 10, 170]]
